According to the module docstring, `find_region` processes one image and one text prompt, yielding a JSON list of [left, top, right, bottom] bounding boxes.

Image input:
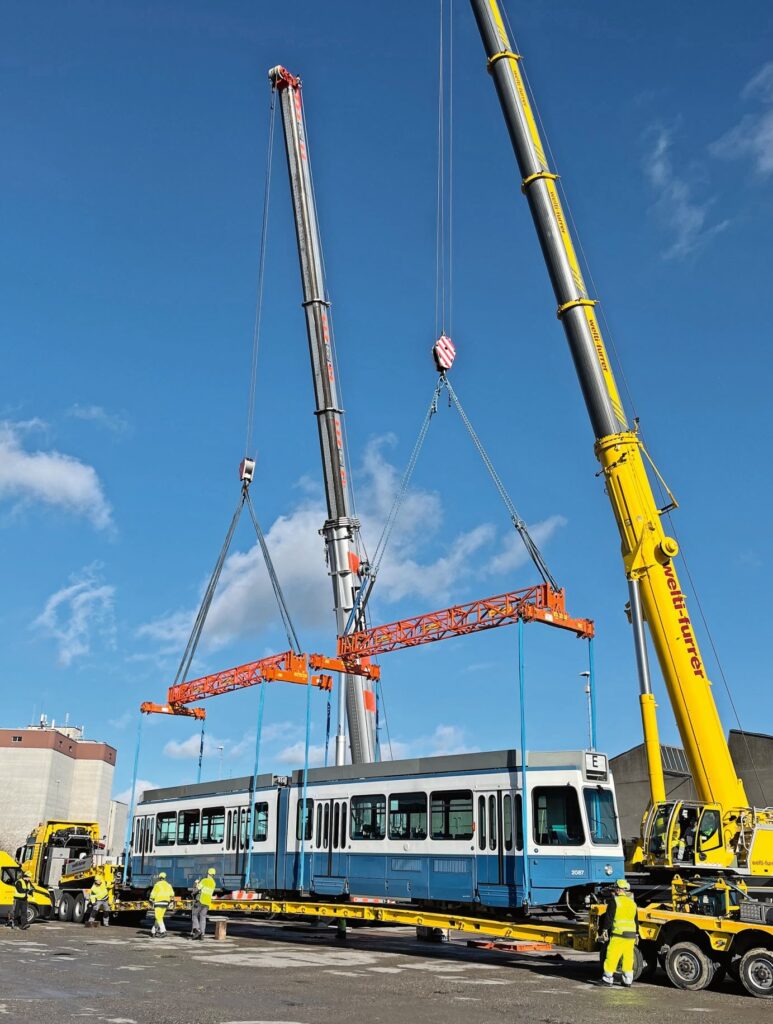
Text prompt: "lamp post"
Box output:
[[217, 745, 224, 779], [580, 671, 594, 750]]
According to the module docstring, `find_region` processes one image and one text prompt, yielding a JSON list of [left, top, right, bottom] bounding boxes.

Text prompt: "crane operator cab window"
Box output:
[[646, 803, 674, 859], [696, 807, 723, 861], [672, 805, 700, 864]]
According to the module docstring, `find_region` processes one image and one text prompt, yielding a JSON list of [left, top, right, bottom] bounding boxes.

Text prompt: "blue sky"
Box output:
[[2, 1, 773, 803]]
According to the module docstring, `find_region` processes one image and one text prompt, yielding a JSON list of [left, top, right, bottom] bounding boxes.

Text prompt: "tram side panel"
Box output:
[[131, 751, 625, 912]]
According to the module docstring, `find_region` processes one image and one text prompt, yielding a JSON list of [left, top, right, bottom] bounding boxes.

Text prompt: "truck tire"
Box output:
[[71, 894, 86, 925], [665, 941, 716, 991], [24, 904, 38, 926], [57, 894, 75, 922], [739, 947, 773, 998], [637, 941, 658, 981]]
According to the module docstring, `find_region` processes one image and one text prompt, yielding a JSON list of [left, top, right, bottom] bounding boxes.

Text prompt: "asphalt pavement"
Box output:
[[0, 914, 769, 1024]]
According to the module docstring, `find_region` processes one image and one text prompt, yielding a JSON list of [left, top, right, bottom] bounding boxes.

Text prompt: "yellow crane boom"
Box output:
[[467, 0, 770, 873]]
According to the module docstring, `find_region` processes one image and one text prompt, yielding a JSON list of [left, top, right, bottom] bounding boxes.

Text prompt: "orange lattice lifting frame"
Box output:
[[337, 584, 593, 662]]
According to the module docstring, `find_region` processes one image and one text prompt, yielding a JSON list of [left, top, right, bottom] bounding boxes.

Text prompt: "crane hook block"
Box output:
[[433, 334, 456, 373], [240, 457, 256, 485]]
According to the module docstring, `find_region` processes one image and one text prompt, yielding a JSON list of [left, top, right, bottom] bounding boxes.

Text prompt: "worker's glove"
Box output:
[[599, 930, 609, 944]]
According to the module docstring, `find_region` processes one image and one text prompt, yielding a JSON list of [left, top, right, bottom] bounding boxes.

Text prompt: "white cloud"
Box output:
[[164, 732, 213, 759], [33, 564, 115, 666], [0, 420, 112, 529], [163, 721, 299, 761], [114, 778, 158, 805], [484, 514, 567, 576], [108, 709, 134, 730], [138, 435, 565, 657], [276, 740, 327, 768], [644, 127, 729, 259], [711, 62, 773, 177], [384, 724, 476, 761], [67, 403, 130, 435]]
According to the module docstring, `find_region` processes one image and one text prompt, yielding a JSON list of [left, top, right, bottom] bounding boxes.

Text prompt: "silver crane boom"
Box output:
[[269, 65, 377, 766]]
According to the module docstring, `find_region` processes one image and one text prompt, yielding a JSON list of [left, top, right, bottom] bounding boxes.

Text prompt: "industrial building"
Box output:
[[0, 717, 122, 854]]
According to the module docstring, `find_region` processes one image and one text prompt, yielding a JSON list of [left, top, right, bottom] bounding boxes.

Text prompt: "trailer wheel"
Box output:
[[57, 894, 74, 922], [71, 894, 86, 925], [739, 947, 773, 998], [665, 941, 716, 991]]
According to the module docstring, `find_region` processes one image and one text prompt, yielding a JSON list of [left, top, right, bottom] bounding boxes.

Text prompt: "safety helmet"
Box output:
[[207, 868, 216, 876], [616, 878, 631, 891], [158, 872, 167, 879]]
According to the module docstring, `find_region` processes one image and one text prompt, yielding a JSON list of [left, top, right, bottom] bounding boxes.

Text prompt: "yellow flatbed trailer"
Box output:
[[61, 882, 769, 998]]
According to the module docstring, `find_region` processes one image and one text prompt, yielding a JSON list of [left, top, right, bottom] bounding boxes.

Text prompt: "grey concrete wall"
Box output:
[[729, 731, 773, 809]]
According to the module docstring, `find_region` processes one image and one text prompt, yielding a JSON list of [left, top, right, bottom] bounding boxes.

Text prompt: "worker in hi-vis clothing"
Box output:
[[149, 872, 175, 938], [84, 872, 110, 927], [6, 873, 34, 930], [190, 868, 216, 940], [600, 879, 639, 986]]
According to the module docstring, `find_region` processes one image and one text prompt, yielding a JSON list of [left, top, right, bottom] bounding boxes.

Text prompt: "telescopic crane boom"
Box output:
[[269, 66, 377, 766], [469, 0, 772, 876]]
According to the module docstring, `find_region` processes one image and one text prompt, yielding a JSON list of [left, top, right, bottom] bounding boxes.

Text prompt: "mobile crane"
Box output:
[[468, 0, 773, 881], [269, 66, 377, 766]]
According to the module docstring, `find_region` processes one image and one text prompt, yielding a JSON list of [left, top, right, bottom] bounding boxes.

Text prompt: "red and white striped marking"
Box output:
[[432, 334, 456, 371]]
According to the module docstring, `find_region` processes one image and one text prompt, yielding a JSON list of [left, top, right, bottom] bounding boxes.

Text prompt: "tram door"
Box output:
[[312, 797, 348, 895], [476, 791, 504, 886], [226, 806, 249, 880]]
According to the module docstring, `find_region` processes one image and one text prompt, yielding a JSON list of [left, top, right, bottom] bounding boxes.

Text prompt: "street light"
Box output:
[[579, 671, 593, 750], [217, 745, 224, 778]]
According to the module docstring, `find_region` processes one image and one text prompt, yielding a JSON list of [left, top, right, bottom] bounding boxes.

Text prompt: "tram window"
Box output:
[[503, 795, 524, 851], [177, 809, 200, 845], [254, 802, 269, 843], [388, 793, 427, 840], [478, 796, 486, 851], [532, 787, 584, 846], [323, 803, 330, 849], [430, 790, 473, 841], [226, 811, 233, 849], [333, 804, 340, 850], [239, 808, 249, 850], [147, 815, 154, 852], [296, 798, 314, 842], [583, 788, 619, 845], [155, 812, 176, 847], [201, 806, 225, 844], [350, 795, 386, 840], [503, 796, 513, 851], [488, 795, 497, 851], [315, 804, 323, 848], [340, 803, 347, 847], [136, 818, 143, 853]]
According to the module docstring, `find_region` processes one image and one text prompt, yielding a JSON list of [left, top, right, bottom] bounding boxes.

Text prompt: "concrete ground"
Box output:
[[0, 914, 769, 1024]]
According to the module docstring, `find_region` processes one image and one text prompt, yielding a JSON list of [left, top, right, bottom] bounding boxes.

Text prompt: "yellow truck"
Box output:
[[0, 850, 53, 924]]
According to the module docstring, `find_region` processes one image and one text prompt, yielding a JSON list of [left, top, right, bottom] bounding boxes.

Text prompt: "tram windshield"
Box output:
[[583, 788, 619, 845]]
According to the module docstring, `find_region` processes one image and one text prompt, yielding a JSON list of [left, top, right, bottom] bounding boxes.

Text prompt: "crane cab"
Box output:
[[642, 801, 731, 871]]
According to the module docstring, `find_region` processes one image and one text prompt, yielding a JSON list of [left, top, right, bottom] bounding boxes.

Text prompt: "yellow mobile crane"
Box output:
[[468, 0, 773, 880]]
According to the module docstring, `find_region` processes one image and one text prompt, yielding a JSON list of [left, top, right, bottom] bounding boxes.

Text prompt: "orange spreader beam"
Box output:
[[146, 587, 590, 711], [337, 584, 594, 661], [140, 701, 206, 720], [165, 650, 336, 707]]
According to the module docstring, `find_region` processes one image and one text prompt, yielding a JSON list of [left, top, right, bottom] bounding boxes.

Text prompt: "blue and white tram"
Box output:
[[131, 749, 625, 911]]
